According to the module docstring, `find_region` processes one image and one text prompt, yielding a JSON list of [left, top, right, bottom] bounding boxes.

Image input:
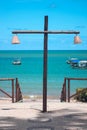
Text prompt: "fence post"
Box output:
[[15, 78, 18, 102], [12, 79, 14, 103], [65, 78, 66, 102], [15, 78, 23, 102], [68, 79, 70, 102], [64, 78, 66, 102]]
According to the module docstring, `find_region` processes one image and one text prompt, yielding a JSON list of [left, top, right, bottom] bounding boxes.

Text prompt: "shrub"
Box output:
[[76, 88, 87, 102]]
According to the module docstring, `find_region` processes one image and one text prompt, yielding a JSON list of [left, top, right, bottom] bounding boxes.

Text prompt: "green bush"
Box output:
[[76, 88, 87, 102]]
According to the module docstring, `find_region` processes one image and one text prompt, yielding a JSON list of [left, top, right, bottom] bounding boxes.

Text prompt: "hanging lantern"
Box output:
[[74, 35, 81, 44], [12, 35, 20, 44]]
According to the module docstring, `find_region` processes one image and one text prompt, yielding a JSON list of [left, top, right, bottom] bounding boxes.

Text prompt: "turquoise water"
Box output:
[[0, 50, 87, 98]]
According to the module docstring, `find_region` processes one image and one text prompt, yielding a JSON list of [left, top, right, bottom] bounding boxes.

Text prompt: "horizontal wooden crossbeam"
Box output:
[[12, 30, 80, 34]]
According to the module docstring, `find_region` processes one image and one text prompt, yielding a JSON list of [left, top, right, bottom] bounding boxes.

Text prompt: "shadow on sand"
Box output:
[[0, 108, 87, 130]]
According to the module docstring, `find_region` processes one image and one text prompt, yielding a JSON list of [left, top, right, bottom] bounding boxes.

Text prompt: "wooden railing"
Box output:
[[15, 78, 23, 102], [60, 78, 66, 102], [61, 77, 87, 102], [0, 78, 23, 103]]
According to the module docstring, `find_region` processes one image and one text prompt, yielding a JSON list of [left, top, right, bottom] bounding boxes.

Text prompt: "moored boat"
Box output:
[[66, 58, 79, 64], [12, 58, 21, 65], [67, 58, 87, 69], [78, 60, 87, 68]]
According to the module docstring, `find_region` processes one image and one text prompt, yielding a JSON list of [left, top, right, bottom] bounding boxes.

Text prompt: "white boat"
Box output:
[[78, 60, 87, 68], [12, 58, 21, 65]]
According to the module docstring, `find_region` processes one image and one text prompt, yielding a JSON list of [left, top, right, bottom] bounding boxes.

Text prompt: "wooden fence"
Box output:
[[0, 78, 22, 103], [61, 77, 87, 102]]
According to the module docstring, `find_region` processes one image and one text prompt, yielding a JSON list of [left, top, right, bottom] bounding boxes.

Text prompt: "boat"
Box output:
[[78, 60, 87, 68], [66, 58, 79, 64], [12, 58, 21, 65], [67, 58, 87, 69]]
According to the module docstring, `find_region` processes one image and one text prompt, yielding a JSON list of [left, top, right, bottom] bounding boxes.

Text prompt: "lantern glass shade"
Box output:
[[74, 35, 81, 44], [12, 35, 20, 44]]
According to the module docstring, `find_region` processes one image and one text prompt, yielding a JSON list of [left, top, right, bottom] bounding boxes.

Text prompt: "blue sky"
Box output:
[[0, 0, 87, 50]]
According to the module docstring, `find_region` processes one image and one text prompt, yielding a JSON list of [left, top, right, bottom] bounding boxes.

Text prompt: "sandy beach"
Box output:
[[0, 97, 87, 130]]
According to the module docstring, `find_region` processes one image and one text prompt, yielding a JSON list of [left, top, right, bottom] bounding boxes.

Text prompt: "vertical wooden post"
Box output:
[[68, 79, 70, 102], [64, 78, 66, 102], [15, 78, 18, 102], [43, 16, 48, 112], [63, 84, 65, 102], [12, 79, 14, 103]]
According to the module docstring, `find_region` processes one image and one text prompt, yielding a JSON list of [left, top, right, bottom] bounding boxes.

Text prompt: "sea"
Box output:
[[0, 50, 87, 99]]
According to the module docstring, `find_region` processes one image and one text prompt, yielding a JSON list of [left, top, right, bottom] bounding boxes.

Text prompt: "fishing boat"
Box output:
[[66, 58, 79, 64], [78, 60, 87, 68], [67, 58, 87, 69], [12, 58, 21, 65]]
